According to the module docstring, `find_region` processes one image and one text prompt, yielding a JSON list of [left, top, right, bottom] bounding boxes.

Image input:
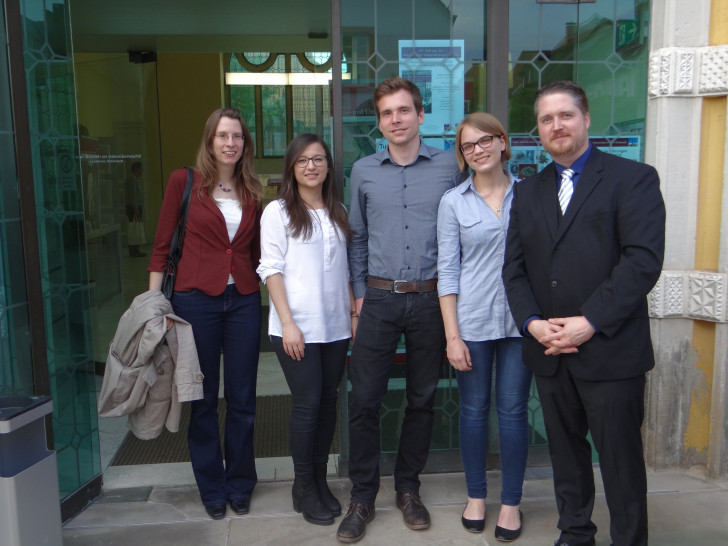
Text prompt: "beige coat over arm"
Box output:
[[98, 290, 204, 440]]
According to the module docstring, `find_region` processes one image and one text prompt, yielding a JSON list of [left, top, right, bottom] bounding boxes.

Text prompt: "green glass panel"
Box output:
[[577, 63, 617, 134], [19, 0, 100, 499], [509, 0, 649, 164], [577, 9, 615, 62], [262, 86, 287, 156], [230, 85, 256, 148], [613, 63, 648, 132], [0, 3, 34, 398], [509, 63, 540, 134]]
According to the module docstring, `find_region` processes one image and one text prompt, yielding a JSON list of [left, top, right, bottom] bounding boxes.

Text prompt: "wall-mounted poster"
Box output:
[[508, 136, 642, 178], [398, 40, 465, 136]]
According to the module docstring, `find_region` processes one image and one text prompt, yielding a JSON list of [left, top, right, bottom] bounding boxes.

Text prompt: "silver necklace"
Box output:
[[218, 183, 233, 193]]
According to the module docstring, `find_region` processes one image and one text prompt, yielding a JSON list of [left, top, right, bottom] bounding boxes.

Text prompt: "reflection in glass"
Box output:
[[509, 0, 650, 163]]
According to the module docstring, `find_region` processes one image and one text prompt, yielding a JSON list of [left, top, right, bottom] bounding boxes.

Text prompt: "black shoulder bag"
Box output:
[[161, 167, 194, 300]]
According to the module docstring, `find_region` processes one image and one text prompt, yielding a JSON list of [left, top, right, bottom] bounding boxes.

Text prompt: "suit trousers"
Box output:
[[172, 285, 261, 506], [535, 364, 647, 546], [347, 287, 446, 504]]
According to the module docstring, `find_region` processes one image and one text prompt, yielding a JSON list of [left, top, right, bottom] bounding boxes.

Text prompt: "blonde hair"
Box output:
[[454, 112, 511, 172]]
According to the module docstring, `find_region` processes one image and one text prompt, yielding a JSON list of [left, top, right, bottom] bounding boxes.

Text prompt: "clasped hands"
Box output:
[[527, 316, 595, 355]]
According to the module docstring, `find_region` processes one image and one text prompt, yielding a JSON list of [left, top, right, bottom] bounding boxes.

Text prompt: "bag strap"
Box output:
[[167, 167, 194, 267]]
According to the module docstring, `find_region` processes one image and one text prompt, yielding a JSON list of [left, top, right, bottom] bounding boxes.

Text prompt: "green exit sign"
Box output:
[[617, 19, 639, 50]]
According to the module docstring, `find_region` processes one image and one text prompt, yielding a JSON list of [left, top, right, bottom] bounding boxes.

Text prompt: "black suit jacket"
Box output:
[[502, 146, 665, 381]]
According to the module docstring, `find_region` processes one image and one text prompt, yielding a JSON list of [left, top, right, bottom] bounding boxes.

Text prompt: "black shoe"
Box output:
[[461, 509, 485, 533], [292, 475, 335, 526], [495, 510, 522, 542], [229, 499, 250, 515], [460, 499, 485, 533], [336, 502, 375, 543], [314, 465, 342, 516], [395, 491, 431, 530], [204, 503, 226, 520]]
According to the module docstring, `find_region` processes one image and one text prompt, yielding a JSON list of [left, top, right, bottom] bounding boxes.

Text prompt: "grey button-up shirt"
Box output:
[[348, 141, 464, 299]]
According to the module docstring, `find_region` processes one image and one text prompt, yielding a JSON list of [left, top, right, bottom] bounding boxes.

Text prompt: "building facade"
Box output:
[[1, 0, 726, 520]]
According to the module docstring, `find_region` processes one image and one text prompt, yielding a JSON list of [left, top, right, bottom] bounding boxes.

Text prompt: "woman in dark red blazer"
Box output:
[[149, 108, 263, 520]]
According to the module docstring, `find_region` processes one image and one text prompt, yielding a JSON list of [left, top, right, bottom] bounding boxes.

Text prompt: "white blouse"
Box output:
[[217, 197, 242, 285], [257, 199, 351, 343]]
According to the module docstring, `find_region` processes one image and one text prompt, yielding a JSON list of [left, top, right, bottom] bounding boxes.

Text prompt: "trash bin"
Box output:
[[0, 395, 62, 546]]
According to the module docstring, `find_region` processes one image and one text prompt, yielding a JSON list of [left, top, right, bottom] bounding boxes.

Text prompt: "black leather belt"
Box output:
[[367, 278, 438, 293]]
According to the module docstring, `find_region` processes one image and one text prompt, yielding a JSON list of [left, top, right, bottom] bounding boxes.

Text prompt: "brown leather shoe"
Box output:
[[336, 502, 375, 543], [395, 492, 431, 530]]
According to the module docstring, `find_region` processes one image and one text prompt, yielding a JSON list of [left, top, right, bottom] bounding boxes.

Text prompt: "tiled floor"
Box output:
[[63, 466, 728, 545]]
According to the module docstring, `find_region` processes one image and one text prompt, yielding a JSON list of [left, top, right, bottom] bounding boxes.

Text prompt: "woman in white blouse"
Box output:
[[257, 133, 354, 527]]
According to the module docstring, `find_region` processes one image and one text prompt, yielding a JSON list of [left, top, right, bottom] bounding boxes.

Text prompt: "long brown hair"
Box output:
[[279, 133, 350, 241], [195, 108, 263, 205]]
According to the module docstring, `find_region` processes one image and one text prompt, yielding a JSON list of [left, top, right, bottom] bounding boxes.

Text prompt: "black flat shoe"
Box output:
[[205, 503, 226, 520], [495, 509, 523, 542], [229, 499, 250, 515], [461, 506, 485, 533]]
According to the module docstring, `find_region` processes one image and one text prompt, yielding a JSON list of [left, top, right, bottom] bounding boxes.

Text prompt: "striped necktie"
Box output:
[[558, 168, 575, 214]]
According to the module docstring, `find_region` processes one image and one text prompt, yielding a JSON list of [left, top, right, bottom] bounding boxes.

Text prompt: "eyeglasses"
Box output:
[[460, 134, 501, 155], [215, 132, 244, 142], [295, 155, 327, 168]]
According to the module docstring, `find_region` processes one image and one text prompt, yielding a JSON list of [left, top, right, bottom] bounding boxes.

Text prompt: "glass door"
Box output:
[[338, 0, 493, 473]]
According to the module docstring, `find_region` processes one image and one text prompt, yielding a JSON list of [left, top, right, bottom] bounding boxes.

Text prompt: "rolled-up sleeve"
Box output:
[[256, 201, 288, 283], [436, 191, 461, 298]]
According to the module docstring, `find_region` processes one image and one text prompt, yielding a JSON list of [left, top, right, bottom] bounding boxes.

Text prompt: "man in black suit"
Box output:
[[502, 81, 665, 546]]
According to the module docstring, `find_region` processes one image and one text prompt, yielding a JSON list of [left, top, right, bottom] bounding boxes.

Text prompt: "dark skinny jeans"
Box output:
[[271, 336, 349, 476]]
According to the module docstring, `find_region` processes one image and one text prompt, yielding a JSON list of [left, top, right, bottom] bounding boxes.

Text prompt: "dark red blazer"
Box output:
[[148, 168, 262, 296]]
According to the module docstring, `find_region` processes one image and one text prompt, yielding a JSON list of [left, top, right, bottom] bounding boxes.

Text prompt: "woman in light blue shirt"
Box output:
[[437, 112, 532, 541]]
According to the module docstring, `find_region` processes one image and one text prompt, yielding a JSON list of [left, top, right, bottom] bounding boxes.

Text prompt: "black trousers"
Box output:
[[536, 364, 648, 546], [271, 336, 349, 475], [347, 287, 446, 505]]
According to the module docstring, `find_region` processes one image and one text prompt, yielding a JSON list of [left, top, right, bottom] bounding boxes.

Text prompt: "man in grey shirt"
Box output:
[[337, 77, 464, 544]]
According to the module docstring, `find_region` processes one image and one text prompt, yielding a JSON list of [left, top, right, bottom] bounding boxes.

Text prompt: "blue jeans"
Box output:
[[457, 338, 532, 505], [172, 285, 261, 506], [348, 287, 446, 504], [271, 336, 349, 476]]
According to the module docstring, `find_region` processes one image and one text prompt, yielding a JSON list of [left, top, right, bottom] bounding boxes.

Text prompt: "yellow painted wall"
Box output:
[[685, 0, 727, 471], [156, 53, 224, 185]]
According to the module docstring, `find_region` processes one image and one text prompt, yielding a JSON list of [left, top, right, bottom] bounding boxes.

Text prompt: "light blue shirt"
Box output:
[[437, 171, 521, 342], [348, 141, 464, 299]]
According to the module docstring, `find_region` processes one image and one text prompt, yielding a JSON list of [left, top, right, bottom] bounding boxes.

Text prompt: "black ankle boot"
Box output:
[[313, 465, 341, 516], [292, 474, 335, 525]]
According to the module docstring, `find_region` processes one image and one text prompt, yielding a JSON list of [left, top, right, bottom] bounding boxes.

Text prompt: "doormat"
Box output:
[[110, 395, 340, 465]]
